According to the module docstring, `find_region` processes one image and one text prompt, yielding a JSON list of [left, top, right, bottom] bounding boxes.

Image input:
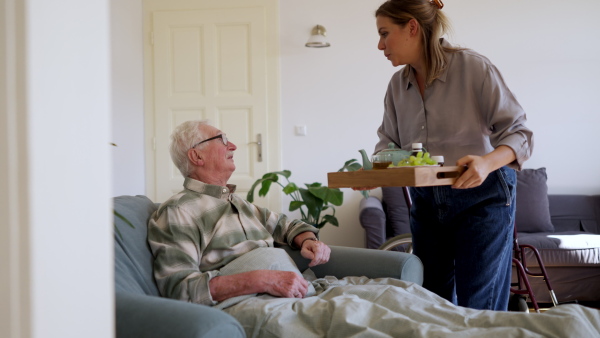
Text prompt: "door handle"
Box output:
[[248, 133, 262, 162]]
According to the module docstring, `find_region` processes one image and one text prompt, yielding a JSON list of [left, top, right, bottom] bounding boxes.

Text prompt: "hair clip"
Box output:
[[431, 0, 444, 9]]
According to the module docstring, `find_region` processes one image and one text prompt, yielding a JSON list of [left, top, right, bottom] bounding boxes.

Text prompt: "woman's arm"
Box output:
[[452, 145, 516, 189]]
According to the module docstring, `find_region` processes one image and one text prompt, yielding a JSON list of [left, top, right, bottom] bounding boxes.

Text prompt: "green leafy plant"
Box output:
[[337, 158, 371, 198], [247, 170, 343, 229], [114, 210, 135, 239]]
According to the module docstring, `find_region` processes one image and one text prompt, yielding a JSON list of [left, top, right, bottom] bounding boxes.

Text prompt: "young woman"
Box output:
[[373, 0, 533, 310]]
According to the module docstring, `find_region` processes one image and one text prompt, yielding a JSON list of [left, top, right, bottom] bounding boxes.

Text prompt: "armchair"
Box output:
[[114, 194, 423, 338]]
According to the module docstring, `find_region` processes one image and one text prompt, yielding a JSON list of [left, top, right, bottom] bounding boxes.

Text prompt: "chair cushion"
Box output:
[[515, 168, 554, 233], [114, 195, 161, 296]]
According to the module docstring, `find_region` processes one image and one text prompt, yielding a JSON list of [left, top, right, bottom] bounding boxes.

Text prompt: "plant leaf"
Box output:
[[247, 177, 267, 202], [338, 159, 362, 172], [298, 188, 322, 221], [323, 214, 339, 227], [114, 225, 123, 239], [289, 200, 304, 211], [283, 182, 298, 195], [309, 186, 343, 206], [258, 179, 273, 197], [262, 172, 280, 180], [114, 210, 135, 228], [247, 171, 292, 202], [113, 210, 135, 240], [263, 170, 291, 179]]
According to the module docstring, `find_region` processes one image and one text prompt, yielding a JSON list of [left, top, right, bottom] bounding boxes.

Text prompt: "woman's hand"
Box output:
[[352, 186, 376, 191], [452, 155, 492, 189], [351, 168, 377, 191], [453, 146, 517, 189]]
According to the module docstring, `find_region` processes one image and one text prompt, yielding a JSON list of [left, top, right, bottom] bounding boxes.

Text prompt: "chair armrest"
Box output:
[[116, 292, 245, 338], [283, 245, 423, 286], [359, 196, 387, 249]]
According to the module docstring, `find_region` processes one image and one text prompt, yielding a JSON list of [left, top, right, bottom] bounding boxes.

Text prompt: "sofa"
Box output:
[[114, 194, 424, 338], [359, 167, 600, 304]]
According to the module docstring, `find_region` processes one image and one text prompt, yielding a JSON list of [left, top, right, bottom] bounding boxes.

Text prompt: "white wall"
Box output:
[[1, 0, 113, 337], [112, 0, 600, 248], [279, 0, 600, 247], [111, 0, 145, 196]]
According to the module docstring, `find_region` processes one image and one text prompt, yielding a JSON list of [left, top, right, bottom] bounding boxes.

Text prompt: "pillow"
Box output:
[[214, 247, 316, 309], [515, 168, 554, 233]]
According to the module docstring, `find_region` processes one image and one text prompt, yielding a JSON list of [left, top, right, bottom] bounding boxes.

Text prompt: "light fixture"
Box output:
[[305, 25, 330, 48]]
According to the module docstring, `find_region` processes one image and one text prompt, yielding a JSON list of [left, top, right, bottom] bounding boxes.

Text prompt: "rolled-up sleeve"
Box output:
[[480, 63, 534, 170]]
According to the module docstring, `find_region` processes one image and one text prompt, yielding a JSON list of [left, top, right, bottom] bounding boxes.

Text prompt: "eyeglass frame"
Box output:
[[190, 134, 228, 149]]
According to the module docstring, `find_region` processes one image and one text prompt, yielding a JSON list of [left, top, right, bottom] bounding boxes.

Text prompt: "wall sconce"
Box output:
[[305, 25, 330, 48]]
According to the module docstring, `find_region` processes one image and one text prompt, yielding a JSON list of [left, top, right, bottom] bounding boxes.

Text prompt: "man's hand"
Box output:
[[262, 270, 309, 298], [210, 269, 309, 301], [301, 238, 331, 267], [293, 231, 331, 267]]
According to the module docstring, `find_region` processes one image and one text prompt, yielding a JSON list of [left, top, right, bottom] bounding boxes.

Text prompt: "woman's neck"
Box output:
[[411, 63, 426, 98]]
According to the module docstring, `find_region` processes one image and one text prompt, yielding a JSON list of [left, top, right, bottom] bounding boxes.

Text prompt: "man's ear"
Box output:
[[188, 148, 204, 166]]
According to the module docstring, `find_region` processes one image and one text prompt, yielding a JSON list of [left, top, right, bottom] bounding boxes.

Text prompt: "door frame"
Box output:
[[142, 0, 282, 211]]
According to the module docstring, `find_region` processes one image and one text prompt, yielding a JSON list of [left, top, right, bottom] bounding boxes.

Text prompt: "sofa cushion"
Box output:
[[516, 231, 600, 267], [549, 195, 600, 233], [515, 168, 554, 233], [114, 195, 160, 296]]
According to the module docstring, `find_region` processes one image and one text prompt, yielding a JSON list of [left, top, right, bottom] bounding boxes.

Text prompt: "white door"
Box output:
[[146, 4, 281, 210]]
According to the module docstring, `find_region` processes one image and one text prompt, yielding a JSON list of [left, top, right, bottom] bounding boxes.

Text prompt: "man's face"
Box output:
[[195, 125, 237, 176]]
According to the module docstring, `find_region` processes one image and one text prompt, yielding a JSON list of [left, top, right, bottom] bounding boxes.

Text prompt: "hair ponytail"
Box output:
[[376, 0, 461, 85]]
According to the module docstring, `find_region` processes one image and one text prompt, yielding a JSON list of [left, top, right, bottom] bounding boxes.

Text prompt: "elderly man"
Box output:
[[148, 120, 331, 305]]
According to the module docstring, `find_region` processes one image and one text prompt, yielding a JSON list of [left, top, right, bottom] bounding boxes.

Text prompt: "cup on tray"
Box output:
[[372, 153, 392, 170]]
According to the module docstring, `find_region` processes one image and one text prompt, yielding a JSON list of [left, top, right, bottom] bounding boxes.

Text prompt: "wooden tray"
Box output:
[[327, 166, 466, 188]]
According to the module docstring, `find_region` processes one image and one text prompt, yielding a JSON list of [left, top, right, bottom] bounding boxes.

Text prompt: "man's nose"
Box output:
[[228, 141, 237, 150]]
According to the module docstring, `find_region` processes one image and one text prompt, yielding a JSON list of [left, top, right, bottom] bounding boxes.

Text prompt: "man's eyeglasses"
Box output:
[[191, 134, 228, 149]]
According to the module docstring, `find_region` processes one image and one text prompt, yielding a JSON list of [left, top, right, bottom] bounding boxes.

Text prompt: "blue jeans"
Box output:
[[410, 166, 516, 311]]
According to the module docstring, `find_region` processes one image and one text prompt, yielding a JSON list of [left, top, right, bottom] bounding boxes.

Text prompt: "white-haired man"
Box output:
[[148, 120, 330, 305]]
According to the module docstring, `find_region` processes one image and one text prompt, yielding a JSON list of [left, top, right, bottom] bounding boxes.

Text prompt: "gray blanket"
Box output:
[[221, 248, 600, 337]]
